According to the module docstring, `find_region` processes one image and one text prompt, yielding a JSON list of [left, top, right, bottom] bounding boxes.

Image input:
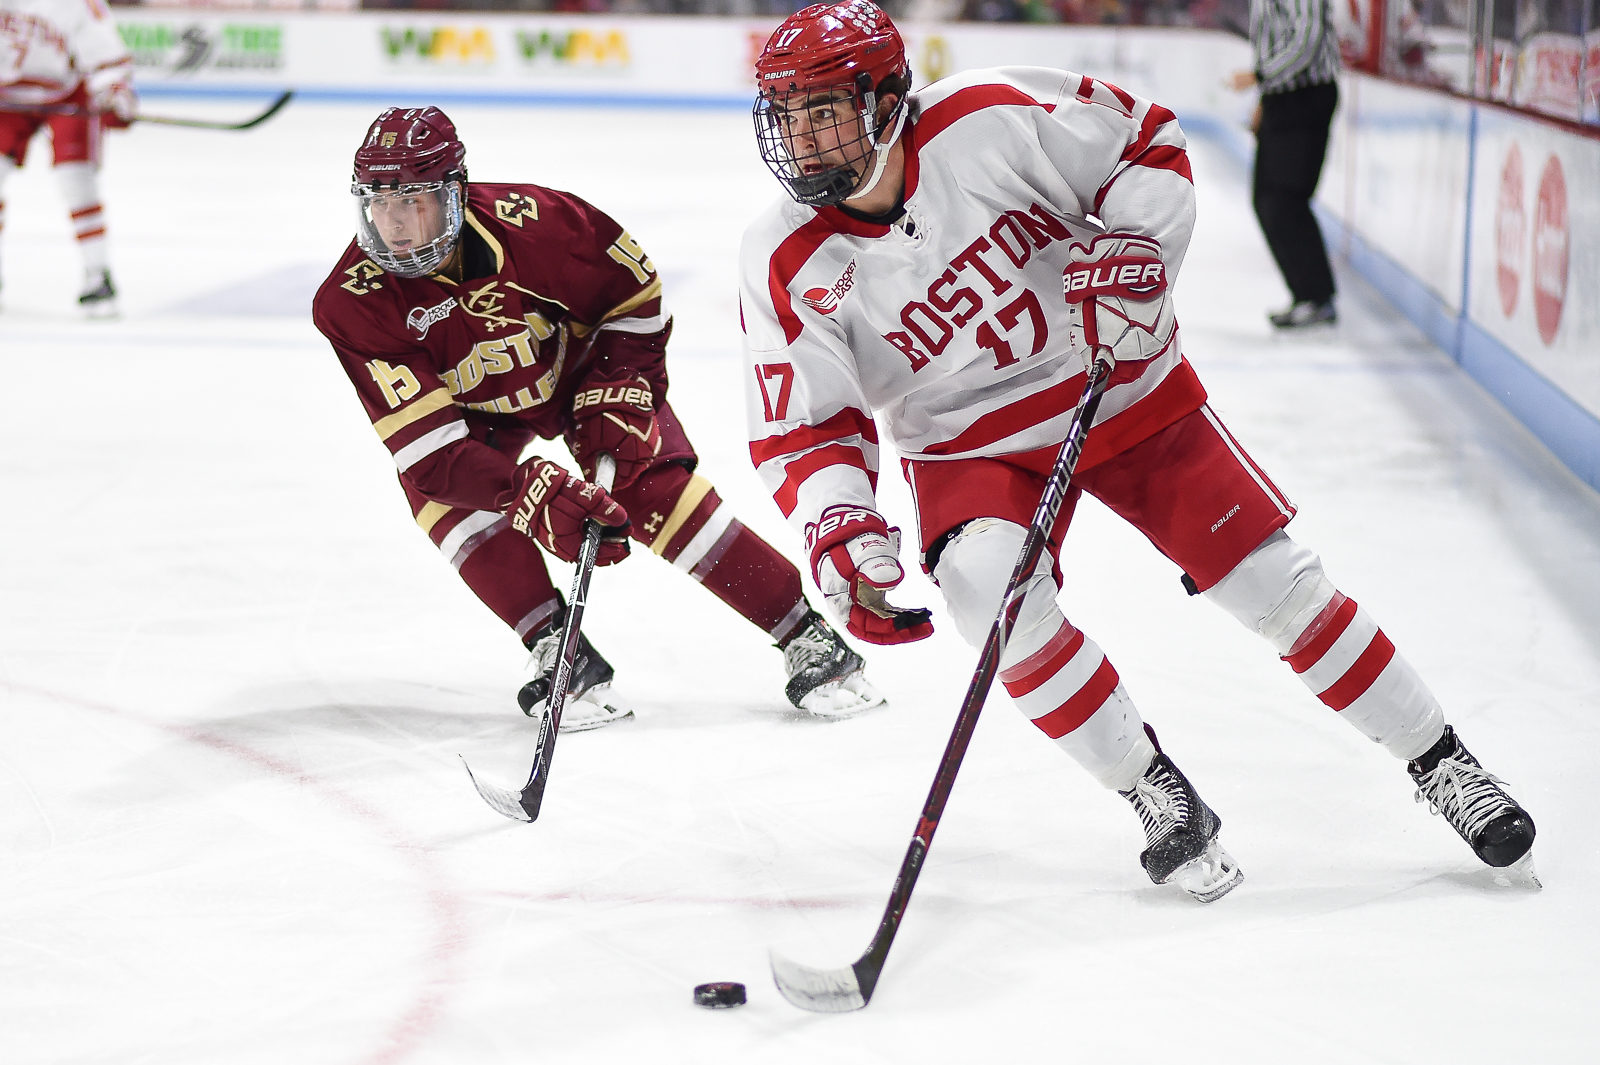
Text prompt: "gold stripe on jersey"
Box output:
[[415, 500, 451, 536], [597, 277, 664, 326], [374, 387, 456, 441], [649, 474, 715, 555], [464, 210, 506, 272]]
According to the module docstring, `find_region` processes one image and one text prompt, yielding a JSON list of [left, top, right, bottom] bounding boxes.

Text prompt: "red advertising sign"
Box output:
[[1532, 155, 1569, 346]]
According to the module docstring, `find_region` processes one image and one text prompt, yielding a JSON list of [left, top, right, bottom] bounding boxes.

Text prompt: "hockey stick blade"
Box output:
[[769, 950, 870, 1012], [459, 754, 536, 823], [136, 90, 294, 131], [459, 706, 556, 822]]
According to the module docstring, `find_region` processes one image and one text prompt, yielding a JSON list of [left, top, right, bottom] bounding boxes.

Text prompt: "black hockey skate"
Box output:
[[1120, 749, 1243, 902], [779, 610, 884, 718], [1408, 725, 1536, 873], [78, 270, 118, 319], [1268, 298, 1336, 329], [517, 614, 631, 733]]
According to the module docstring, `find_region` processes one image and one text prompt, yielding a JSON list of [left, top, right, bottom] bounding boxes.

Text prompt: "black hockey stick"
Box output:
[[770, 354, 1116, 1012], [0, 90, 293, 131], [461, 453, 618, 823]]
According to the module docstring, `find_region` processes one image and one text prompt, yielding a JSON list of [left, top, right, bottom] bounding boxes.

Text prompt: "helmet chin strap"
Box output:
[[846, 99, 908, 206]]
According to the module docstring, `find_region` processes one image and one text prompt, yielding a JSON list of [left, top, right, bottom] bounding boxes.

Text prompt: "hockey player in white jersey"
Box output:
[[0, 0, 135, 315], [739, 0, 1537, 900]]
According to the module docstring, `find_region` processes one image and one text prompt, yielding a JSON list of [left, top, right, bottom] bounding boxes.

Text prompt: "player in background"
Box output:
[[740, 1, 1536, 900], [0, 0, 134, 316], [313, 107, 883, 735]]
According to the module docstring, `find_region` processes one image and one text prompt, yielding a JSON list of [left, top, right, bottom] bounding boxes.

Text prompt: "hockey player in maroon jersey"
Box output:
[[313, 106, 882, 734], [739, 1, 1536, 899]]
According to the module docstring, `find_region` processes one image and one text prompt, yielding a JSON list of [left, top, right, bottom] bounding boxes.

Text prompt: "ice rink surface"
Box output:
[[2, 98, 1596, 1065]]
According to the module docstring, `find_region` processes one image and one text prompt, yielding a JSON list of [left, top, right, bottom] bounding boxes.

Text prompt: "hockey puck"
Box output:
[[692, 981, 747, 1009]]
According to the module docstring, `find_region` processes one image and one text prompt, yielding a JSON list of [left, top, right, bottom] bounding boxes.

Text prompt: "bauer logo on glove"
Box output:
[[804, 505, 882, 556], [1062, 257, 1166, 301], [567, 373, 661, 489], [573, 381, 652, 413], [1061, 232, 1176, 367]]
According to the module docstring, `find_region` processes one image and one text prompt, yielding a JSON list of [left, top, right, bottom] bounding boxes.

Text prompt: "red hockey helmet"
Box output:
[[350, 107, 469, 277], [753, 1, 912, 206]]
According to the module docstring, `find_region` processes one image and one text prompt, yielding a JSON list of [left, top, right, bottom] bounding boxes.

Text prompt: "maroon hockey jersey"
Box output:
[[312, 182, 671, 515]]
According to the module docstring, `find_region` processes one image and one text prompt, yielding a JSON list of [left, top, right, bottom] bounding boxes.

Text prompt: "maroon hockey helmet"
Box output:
[[753, 1, 912, 206], [352, 106, 468, 189], [350, 107, 469, 278]]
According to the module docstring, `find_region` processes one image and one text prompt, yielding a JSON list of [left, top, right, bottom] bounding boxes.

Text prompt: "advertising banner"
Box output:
[[1469, 111, 1600, 418], [112, 10, 1249, 116]]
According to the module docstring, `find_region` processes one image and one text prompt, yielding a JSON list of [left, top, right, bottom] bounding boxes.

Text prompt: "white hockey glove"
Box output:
[[91, 81, 137, 128], [1062, 233, 1176, 373], [807, 505, 934, 646]]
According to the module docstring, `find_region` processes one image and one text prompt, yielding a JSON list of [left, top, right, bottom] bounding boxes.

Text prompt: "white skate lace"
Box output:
[[782, 631, 832, 678], [1129, 771, 1188, 843], [1413, 757, 1514, 840], [526, 630, 562, 678]]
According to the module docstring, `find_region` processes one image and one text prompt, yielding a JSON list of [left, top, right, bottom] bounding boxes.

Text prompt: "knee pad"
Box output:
[[1204, 530, 1337, 653], [53, 161, 101, 211], [932, 518, 1063, 667]]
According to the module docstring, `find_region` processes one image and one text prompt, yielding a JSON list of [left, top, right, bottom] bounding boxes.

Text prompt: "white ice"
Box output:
[[2, 100, 1595, 1065]]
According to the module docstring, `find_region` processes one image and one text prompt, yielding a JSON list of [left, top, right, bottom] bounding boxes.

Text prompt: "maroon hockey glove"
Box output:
[[567, 373, 662, 489], [505, 457, 631, 565], [1062, 232, 1175, 371], [807, 505, 933, 645]]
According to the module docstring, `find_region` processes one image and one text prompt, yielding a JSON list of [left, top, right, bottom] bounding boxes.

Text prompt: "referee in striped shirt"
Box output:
[[1228, 0, 1343, 329]]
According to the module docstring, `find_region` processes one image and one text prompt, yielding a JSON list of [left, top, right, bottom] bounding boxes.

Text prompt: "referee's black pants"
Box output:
[[1252, 81, 1338, 305]]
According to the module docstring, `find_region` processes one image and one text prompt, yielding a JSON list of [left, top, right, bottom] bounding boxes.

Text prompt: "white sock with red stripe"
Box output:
[[54, 161, 111, 280], [1281, 594, 1444, 759], [1207, 531, 1445, 760], [1001, 625, 1154, 790], [935, 517, 1157, 788]]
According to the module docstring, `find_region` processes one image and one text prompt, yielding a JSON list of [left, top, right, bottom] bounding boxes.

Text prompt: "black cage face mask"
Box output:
[[754, 78, 883, 207]]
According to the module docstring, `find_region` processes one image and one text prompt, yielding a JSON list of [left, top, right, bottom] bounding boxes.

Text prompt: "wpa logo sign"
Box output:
[[381, 26, 495, 64], [799, 259, 856, 315], [515, 29, 630, 66]]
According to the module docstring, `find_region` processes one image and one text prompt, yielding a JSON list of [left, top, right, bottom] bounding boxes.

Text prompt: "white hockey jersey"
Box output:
[[740, 66, 1209, 540], [0, 0, 131, 106]]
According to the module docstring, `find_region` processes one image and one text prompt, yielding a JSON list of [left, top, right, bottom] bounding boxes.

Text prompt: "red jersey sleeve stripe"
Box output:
[[1093, 106, 1192, 214], [916, 83, 1055, 143], [767, 217, 836, 346], [1074, 75, 1135, 112], [773, 442, 876, 517], [1121, 105, 1183, 167], [749, 405, 879, 467]]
